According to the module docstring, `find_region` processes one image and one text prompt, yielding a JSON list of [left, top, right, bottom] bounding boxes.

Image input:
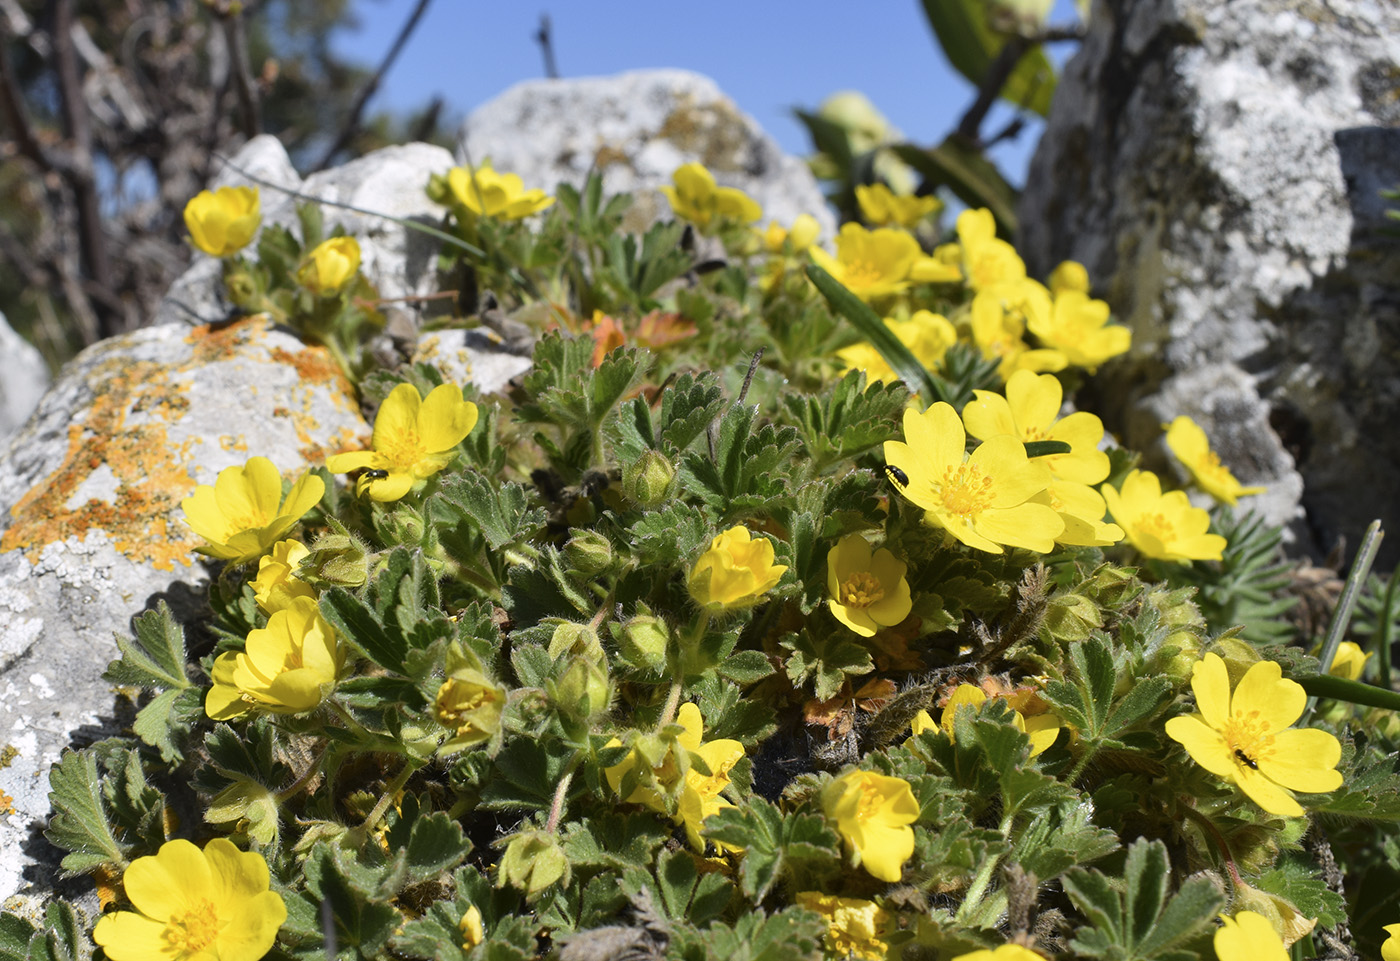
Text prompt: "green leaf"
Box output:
[[651, 848, 732, 927], [1024, 440, 1072, 458], [321, 586, 407, 675], [130, 687, 201, 763], [701, 798, 840, 903], [1253, 854, 1346, 928], [403, 812, 472, 885], [892, 139, 1021, 236], [918, 0, 1057, 117], [782, 370, 909, 470], [45, 750, 127, 875], [0, 914, 33, 961], [780, 629, 874, 702], [806, 264, 948, 404], [26, 902, 81, 961], [716, 650, 775, 685], [432, 473, 545, 552], [670, 907, 826, 961], [103, 601, 191, 690]]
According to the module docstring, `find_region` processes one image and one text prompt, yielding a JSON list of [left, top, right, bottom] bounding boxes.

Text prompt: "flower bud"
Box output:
[[549, 657, 610, 722], [1210, 636, 1261, 685], [297, 236, 361, 296], [184, 186, 261, 257], [302, 532, 369, 589], [458, 905, 484, 950], [1043, 592, 1101, 643], [616, 614, 670, 673], [497, 831, 569, 897], [378, 504, 426, 546], [562, 530, 613, 575], [1049, 260, 1091, 296], [548, 622, 603, 661], [1154, 629, 1203, 681], [223, 265, 261, 309], [622, 450, 677, 508]]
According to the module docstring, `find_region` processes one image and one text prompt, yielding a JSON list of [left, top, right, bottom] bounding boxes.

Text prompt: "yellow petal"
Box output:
[[123, 839, 214, 920], [1165, 714, 1237, 779], [1190, 653, 1232, 731], [962, 390, 1019, 441], [1259, 728, 1343, 794], [418, 384, 479, 452], [1231, 660, 1304, 732], [1215, 911, 1290, 961], [372, 383, 423, 451], [1234, 764, 1304, 817], [91, 912, 172, 961]]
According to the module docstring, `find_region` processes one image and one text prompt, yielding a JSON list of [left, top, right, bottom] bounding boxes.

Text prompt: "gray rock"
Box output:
[[1018, 0, 1400, 560], [0, 313, 50, 444], [0, 317, 368, 901], [413, 329, 533, 397], [457, 69, 837, 238]]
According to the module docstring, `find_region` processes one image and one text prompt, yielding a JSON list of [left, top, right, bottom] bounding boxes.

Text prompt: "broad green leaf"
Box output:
[[892, 139, 1021, 235], [918, 0, 1057, 117]]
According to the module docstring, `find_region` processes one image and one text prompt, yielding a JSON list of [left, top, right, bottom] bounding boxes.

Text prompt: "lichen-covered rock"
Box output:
[[0, 316, 367, 900], [0, 313, 49, 445], [1018, 0, 1400, 558], [413, 329, 533, 396], [457, 69, 837, 238]]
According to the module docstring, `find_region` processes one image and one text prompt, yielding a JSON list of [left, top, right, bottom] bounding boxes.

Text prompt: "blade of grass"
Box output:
[[1303, 520, 1384, 720]]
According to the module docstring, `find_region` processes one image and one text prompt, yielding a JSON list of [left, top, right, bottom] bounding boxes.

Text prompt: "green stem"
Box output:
[[1066, 740, 1101, 785], [1305, 520, 1384, 721], [956, 811, 1014, 924], [1378, 567, 1399, 690], [659, 610, 712, 728], [358, 760, 421, 835], [1179, 804, 1244, 888], [545, 756, 584, 834]]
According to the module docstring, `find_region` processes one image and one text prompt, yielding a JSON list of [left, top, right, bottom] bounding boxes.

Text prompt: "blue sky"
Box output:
[[333, 1, 1080, 187]]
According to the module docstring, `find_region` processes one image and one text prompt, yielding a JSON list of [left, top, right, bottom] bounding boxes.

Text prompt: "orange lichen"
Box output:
[[0, 790, 13, 816], [4, 316, 365, 570]]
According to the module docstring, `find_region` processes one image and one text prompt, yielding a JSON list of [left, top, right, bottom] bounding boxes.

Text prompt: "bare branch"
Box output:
[[215, 2, 260, 139], [312, 0, 432, 172], [955, 35, 1030, 144], [535, 13, 558, 79], [0, 25, 46, 166]]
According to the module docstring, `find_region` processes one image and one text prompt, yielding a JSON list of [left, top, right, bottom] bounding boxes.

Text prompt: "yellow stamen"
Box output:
[[840, 571, 885, 609]]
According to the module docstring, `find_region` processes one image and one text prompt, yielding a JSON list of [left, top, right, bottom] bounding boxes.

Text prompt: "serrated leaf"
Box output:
[[0, 914, 33, 961], [404, 812, 471, 885], [702, 798, 839, 903], [130, 687, 198, 764], [716, 650, 775, 685], [781, 630, 874, 701], [321, 586, 406, 675], [103, 601, 190, 690], [45, 751, 127, 875]]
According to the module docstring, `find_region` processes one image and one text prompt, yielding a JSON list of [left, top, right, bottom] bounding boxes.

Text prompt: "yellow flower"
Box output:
[[1102, 469, 1226, 563], [687, 526, 786, 611], [1383, 922, 1400, 961], [181, 456, 325, 565], [971, 283, 1069, 381], [604, 703, 745, 850], [836, 310, 958, 385], [809, 223, 921, 301], [826, 533, 911, 637], [1028, 289, 1131, 371], [795, 891, 890, 961], [937, 683, 1061, 757], [963, 370, 1110, 484], [92, 838, 286, 961], [856, 183, 942, 228], [296, 236, 361, 296], [822, 769, 919, 882], [446, 164, 554, 220], [1213, 910, 1289, 961], [435, 668, 507, 753], [1048, 260, 1090, 296], [325, 383, 479, 502], [883, 402, 1063, 554], [952, 945, 1049, 961], [1165, 653, 1343, 816], [251, 539, 315, 613], [206, 596, 344, 720], [1164, 416, 1266, 506], [183, 186, 261, 257], [458, 905, 485, 949], [1328, 641, 1371, 681], [660, 162, 762, 231], [957, 208, 1027, 290], [762, 213, 821, 253], [1029, 481, 1124, 547]]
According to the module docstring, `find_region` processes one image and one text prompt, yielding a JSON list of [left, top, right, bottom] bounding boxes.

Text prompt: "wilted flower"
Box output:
[[181, 456, 325, 565], [446, 163, 555, 220], [1164, 416, 1266, 506], [1213, 910, 1289, 961], [251, 538, 315, 613], [183, 186, 261, 257], [325, 383, 479, 501], [92, 839, 286, 961], [822, 768, 919, 882], [435, 668, 507, 753], [1165, 654, 1343, 816], [1103, 469, 1226, 563], [687, 526, 786, 611], [883, 402, 1062, 554], [826, 533, 911, 637], [296, 236, 361, 296], [206, 596, 343, 720], [660, 162, 762, 230], [795, 891, 890, 961]]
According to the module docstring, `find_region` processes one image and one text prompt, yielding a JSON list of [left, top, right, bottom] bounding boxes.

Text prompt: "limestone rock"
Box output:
[[1018, 0, 1400, 559], [0, 317, 368, 901], [413, 329, 533, 396], [0, 314, 49, 444], [457, 69, 837, 238]]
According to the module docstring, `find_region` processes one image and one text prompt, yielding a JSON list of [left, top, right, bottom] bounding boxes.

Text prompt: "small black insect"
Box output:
[[361, 468, 389, 481], [1233, 748, 1259, 770], [883, 464, 909, 487]]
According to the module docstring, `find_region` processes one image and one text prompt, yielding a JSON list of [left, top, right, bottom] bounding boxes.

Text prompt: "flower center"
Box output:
[[840, 572, 885, 609], [1221, 710, 1276, 768], [163, 899, 220, 957], [937, 464, 995, 519], [844, 259, 886, 290], [1137, 511, 1177, 543], [380, 427, 427, 470]]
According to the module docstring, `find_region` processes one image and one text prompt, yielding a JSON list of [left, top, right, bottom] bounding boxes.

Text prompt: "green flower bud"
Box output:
[[616, 614, 670, 673], [303, 532, 369, 588], [549, 657, 611, 722], [379, 504, 426, 545], [1079, 564, 1139, 608], [1043, 593, 1101, 643], [548, 622, 603, 661], [563, 530, 614, 575], [622, 450, 677, 508], [1210, 636, 1261, 685], [1154, 629, 1202, 681], [223, 265, 261, 309], [497, 831, 569, 897]]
